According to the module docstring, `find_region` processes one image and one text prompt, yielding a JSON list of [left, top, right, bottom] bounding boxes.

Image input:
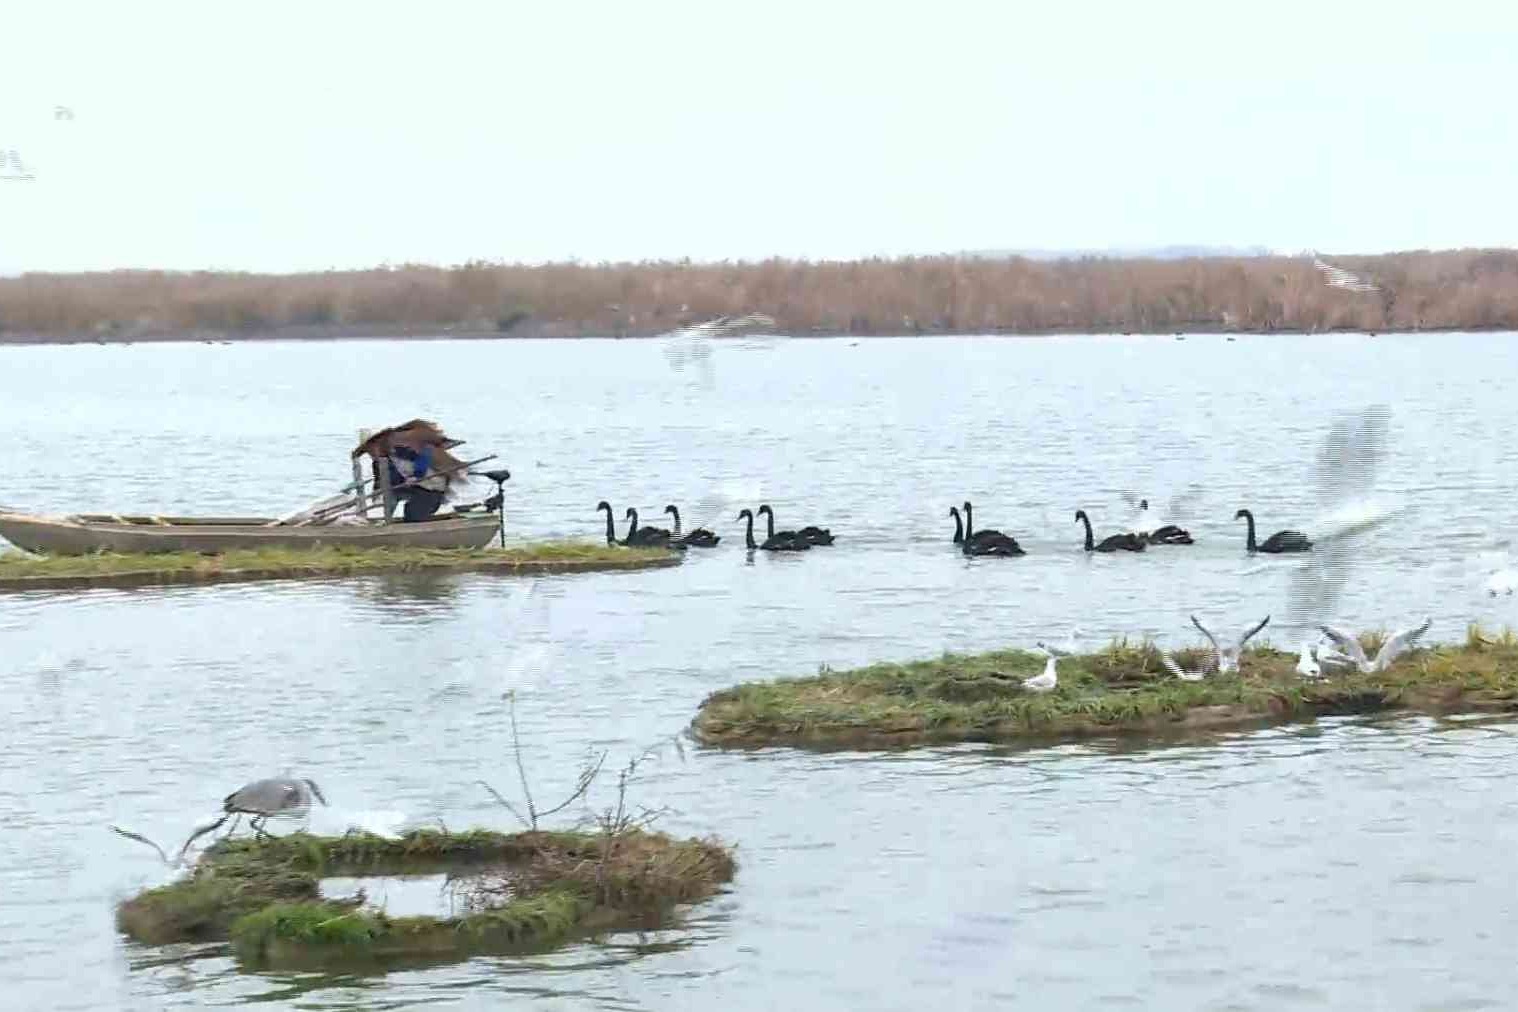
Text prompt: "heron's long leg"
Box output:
[[223, 813, 242, 839], [252, 814, 269, 840]]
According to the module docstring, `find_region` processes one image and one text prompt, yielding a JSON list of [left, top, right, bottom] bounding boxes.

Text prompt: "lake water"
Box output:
[[3, 332, 1518, 1010]]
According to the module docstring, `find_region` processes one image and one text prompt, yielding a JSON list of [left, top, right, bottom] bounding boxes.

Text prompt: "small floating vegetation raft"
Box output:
[[116, 827, 735, 967], [691, 627, 1518, 749], [0, 540, 678, 589]]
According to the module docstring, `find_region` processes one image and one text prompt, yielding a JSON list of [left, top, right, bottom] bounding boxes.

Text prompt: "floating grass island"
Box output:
[[116, 827, 734, 968], [0, 540, 679, 591], [691, 628, 1518, 749]]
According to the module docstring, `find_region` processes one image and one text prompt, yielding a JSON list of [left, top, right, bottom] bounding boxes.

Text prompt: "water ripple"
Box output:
[[3, 335, 1518, 1010]]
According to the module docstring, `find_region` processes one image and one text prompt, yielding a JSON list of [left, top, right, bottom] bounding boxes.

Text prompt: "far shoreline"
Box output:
[[6, 250, 1514, 343], [1, 321, 1508, 347]]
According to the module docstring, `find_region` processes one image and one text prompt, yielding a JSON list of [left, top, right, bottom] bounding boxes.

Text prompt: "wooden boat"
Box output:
[[0, 420, 511, 557], [0, 508, 502, 556]]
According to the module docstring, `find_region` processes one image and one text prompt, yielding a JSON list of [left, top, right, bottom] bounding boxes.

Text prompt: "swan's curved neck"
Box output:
[[950, 508, 963, 543], [625, 510, 639, 540], [1241, 511, 1256, 550], [601, 506, 615, 545], [668, 507, 682, 535], [762, 509, 775, 540], [743, 513, 756, 549], [1078, 513, 1093, 550]]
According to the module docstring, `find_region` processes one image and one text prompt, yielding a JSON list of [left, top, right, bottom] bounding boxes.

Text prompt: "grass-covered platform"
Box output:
[[115, 827, 735, 968], [0, 540, 679, 591], [691, 627, 1518, 749]]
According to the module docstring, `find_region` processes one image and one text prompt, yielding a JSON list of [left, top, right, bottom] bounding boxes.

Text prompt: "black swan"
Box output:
[[737, 508, 810, 551], [663, 504, 720, 547], [1138, 499, 1194, 545], [595, 500, 621, 546], [1234, 508, 1311, 553], [757, 504, 834, 546], [623, 507, 675, 548], [961, 501, 1024, 556], [1076, 509, 1145, 552]]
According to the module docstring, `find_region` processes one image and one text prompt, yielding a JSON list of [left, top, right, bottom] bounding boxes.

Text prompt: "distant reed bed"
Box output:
[[2, 249, 1516, 340]]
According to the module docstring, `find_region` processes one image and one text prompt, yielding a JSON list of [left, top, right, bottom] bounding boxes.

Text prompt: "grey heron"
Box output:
[[223, 777, 328, 836], [172, 776, 329, 857], [112, 775, 330, 866]]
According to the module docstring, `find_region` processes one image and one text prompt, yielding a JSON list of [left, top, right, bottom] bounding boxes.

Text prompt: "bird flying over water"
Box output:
[[1313, 257, 1380, 293], [660, 312, 778, 388], [1284, 404, 1403, 645], [0, 149, 35, 181]]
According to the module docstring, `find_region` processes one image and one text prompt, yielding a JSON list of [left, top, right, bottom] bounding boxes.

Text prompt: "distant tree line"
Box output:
[[2, 249, 1516, 341]]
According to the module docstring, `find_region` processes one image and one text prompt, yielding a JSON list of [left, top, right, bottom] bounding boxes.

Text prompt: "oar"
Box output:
[[293, 457, 495, 524], [274, 454, 498, 525]]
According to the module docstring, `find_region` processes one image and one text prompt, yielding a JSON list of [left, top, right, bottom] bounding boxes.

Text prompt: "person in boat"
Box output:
[[385, 443, 448, 522], [353, 419, 469, 523]]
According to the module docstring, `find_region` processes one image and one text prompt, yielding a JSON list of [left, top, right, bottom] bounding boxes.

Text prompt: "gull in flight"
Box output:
[[1035, 626, 1084, 658], [1120, 485, 1204, 546], [1317, 618, 1433, 674], [1190, 613, 1271, 675], [661, 312, 778, 386], [1294, 634, 1357, 679], [1313, 257, 1380, 293], [1285, 404, 1403, 649], [1160, 650, 1208, 682], [1471, 551, 1518, 597], [0, 149, 35, 181]]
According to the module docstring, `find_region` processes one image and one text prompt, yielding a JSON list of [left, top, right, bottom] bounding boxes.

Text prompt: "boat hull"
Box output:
[[0, 510, 502, 556]]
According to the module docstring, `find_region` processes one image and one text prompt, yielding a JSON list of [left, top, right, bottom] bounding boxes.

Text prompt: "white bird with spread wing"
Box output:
[[0, 148, 34, 181], [1035, 626, 1084, 658], [661, 312, 778, 387], [1160, 650, 1208, 682], [1284, 404, 1405, 653], [1189, 613, 1271, 675], [1317, 618, 1433, 674], [1313, 257, 1380, 293], [1292, 632, 1358, 679], [1120, 485, 1204, 546]]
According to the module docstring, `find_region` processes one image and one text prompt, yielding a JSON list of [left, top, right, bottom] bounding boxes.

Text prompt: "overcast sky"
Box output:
[[1, 1, 1513, 274]]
